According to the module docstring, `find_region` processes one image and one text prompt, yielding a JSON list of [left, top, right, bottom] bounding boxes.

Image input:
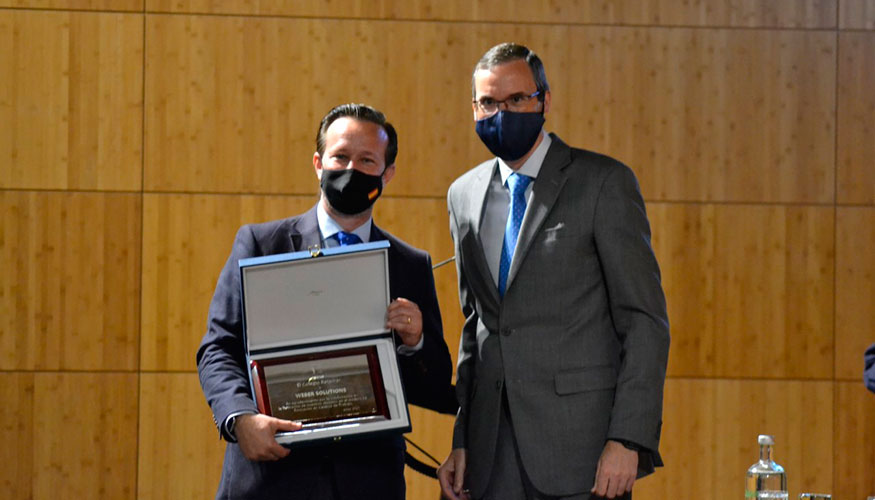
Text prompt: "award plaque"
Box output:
[[239, 240, 411, 446], [250, 346, 389, 426]]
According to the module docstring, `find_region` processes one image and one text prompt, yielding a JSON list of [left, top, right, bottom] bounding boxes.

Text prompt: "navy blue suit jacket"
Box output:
[[196, 206, 454, 499], [865, 343, 875, 394]]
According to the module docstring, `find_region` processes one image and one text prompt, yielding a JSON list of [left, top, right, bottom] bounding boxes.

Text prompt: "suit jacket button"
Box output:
[[501, 328, 513, 337], [495, 381, 502, 390]]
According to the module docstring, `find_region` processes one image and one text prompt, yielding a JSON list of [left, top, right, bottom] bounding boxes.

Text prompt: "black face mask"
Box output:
[[320, 168, 384, 215], [475, 110, 545, 162]]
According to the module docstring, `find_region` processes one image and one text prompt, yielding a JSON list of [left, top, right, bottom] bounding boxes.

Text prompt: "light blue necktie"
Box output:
[[498, 173, 532, 297], [336, 231, 362, 246]]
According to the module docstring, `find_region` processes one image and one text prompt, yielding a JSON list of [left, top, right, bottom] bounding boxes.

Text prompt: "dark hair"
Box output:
[[316, 103, 398, 166], [472, 43, 550, 100]]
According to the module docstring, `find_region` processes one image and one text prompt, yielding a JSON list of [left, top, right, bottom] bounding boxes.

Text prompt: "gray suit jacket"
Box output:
[[447, 134, 670, 497]]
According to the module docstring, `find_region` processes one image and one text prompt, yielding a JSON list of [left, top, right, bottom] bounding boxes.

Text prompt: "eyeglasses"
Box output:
[[473, 91, 541, 115]]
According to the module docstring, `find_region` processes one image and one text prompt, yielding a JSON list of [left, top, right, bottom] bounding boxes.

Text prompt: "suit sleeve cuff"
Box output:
[[395, 334, 425, 356], [221, 410, 257, 442], [610, 438, 645, 452]]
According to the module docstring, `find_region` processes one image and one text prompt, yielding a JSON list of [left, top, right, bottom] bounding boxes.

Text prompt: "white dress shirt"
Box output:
[[316, 202, 373, 247], [480, 131, 552, 285]]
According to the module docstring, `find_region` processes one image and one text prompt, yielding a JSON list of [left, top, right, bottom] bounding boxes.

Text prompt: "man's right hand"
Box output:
[[438, 448, 470, 500], [235, 414, 301, 461]]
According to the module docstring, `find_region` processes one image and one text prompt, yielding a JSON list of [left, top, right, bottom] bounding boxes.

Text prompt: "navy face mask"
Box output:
[[320, 168, 384, 215], [475, 110, 545, 162]]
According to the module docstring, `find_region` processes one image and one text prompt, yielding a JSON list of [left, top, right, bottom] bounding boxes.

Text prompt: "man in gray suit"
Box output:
[[437, 43, 670, 500]]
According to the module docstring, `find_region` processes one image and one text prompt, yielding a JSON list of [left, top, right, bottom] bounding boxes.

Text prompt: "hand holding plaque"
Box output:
[[235, 414, 300, 461], [386, 297, 423, 347], [240, 241, 412, 446]]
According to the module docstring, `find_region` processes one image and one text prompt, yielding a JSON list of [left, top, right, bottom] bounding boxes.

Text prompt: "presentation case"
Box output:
[[239, 240, 411, 446]]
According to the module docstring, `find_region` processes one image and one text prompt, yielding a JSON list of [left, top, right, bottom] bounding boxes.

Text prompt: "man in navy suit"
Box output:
[[197, 103, 454, 499]]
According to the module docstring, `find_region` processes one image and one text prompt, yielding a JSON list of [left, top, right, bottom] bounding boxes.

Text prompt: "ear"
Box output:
[[542, 90, 552, 117], [313, 152, 323, 180], [472, 100, 479, 121], [381, 164, 396, 186]]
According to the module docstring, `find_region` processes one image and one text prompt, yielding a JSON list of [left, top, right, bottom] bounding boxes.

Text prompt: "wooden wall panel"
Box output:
[[31, 373, 139, 499], [840, 0, 875, 29], [30, 373, 139, 500], [838, 32, 875, 204], [143, 15, 478, 196], [0, 1, 142, 9], [0, 191, 141, 371], [636, 378, 833, 500], [835, 207, 875, 381], [144, 14, 333, 193], [834, 382, 875, 499], [144, 0, 836, 28], [552, 28, 836, 203], [0, 10, 143, 190], [140, 193, 315, 371], [649, 203, 834, 379], [599, 0, 837, 28], [138, 373, 224, 499], [0, 373, 35, 499], [145, 16, 835, 204]]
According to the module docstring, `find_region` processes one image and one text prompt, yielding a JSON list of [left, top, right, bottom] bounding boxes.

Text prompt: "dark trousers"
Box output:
[[216, 438, 405, 500]]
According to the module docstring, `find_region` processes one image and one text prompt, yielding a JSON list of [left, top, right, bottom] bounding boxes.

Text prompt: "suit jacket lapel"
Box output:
[[507, 136, 570, 290], [288, 205, 323, 251], [468, 161, 495, 244], [369, 223, 388, 244], [463, 161, 501, 306]]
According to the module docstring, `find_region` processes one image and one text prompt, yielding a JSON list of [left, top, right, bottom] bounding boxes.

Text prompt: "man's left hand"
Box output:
[[386, 297, 422, 346], [591, 440, 638, 498]]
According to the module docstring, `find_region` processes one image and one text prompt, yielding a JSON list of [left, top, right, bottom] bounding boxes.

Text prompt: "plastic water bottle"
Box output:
[[745, 435, 788, 499]]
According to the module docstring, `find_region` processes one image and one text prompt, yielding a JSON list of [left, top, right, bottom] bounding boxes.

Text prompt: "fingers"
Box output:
[[437, 449, 467, 500], [386, 298, 423, 346], [437, 467, 459, 500], [263, 439, 291, 461], [590, 441, 637, 498], [262, 417, 299, 460], [591, 459, 605, 497], [236, 414, 298, 462], [452, 450, 467, 495], [274, 418, 303, 433], [592, 476, 631, 499]]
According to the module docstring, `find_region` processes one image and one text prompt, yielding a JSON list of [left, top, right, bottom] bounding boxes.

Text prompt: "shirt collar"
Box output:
[[316, 202, 372, 243], [498, 130, 551, 185]]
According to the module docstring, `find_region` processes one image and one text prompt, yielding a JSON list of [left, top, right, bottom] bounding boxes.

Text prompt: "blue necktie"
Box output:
[[336, 231, 362, 246], [498, 173, 532, 297]]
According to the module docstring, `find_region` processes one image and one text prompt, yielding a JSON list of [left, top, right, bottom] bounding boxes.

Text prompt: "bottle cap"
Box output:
[[758, 435, 775, 445]]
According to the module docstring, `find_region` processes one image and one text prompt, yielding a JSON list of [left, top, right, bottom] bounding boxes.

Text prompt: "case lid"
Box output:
[[240, 241, 390, 352]]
